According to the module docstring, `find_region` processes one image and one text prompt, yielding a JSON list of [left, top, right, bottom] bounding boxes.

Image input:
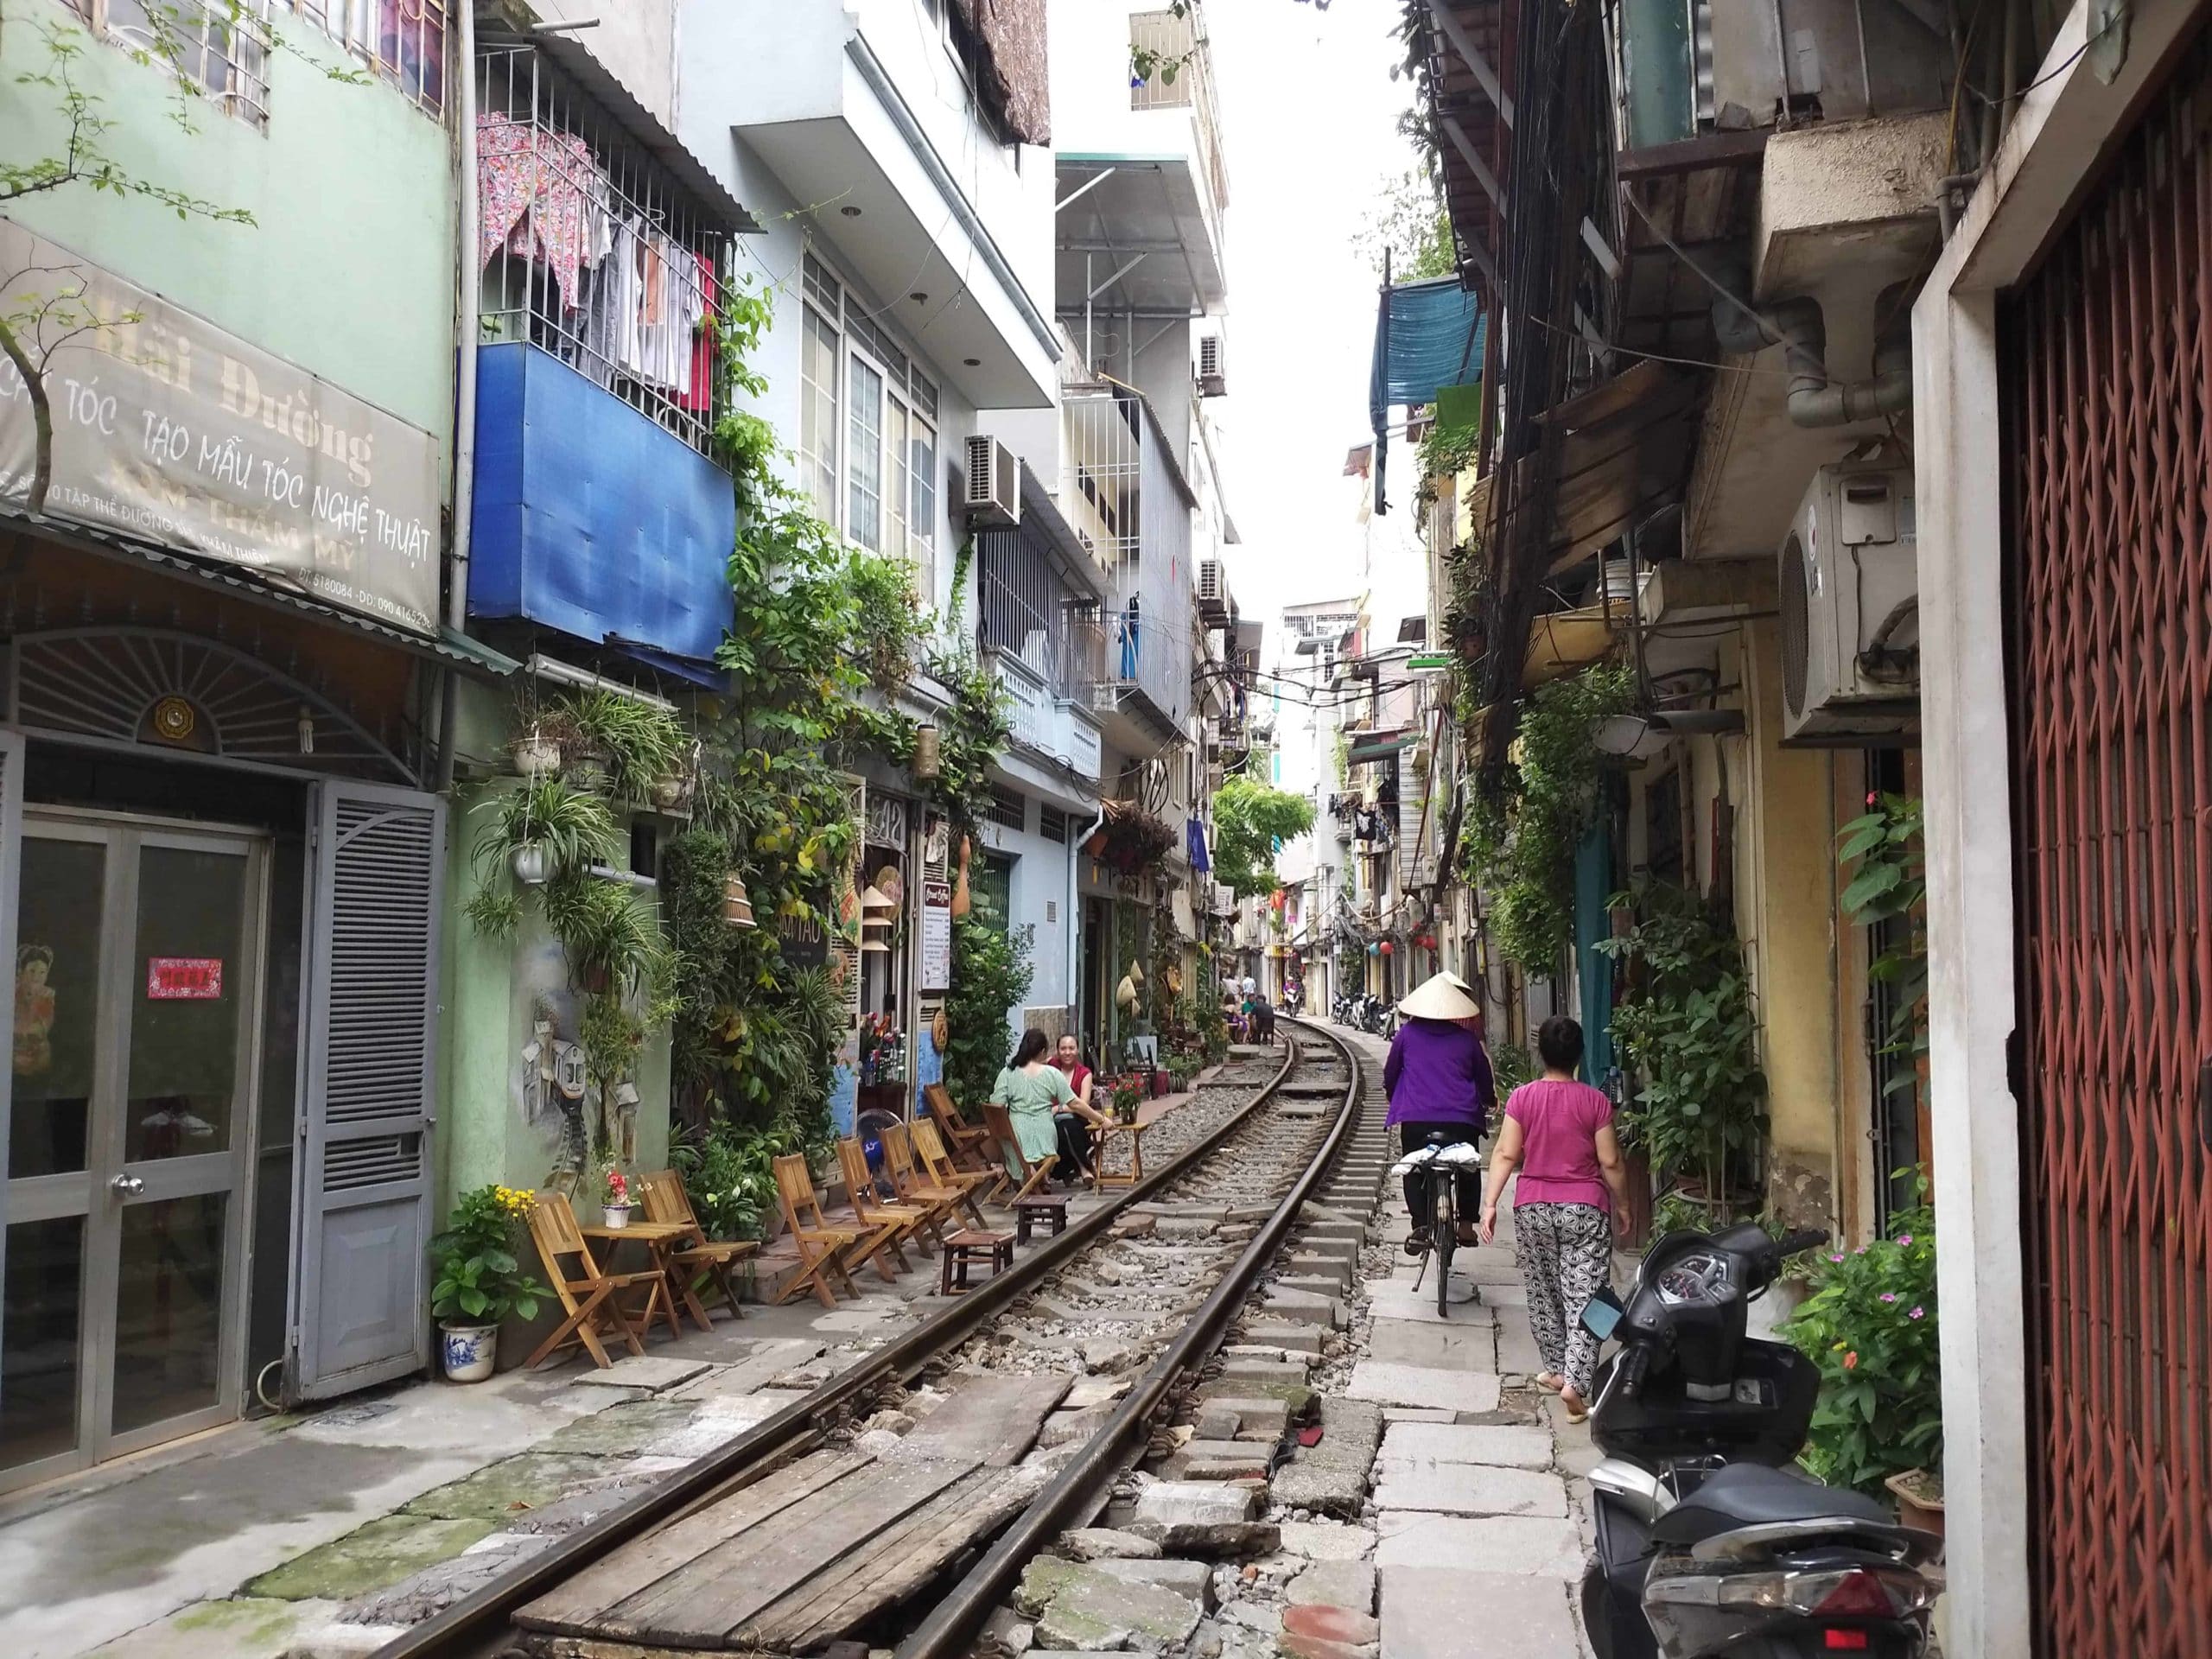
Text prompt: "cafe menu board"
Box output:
[[920, 878, 952, 993]]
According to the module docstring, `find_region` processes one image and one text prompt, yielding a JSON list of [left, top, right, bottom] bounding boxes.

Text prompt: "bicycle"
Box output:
[[1389, 1132, 1484, 1316]]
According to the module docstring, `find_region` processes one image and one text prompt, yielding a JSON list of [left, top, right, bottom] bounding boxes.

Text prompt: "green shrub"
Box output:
[[943, 916, 1034, 1111], [1780, 1192, 1941, 1496]]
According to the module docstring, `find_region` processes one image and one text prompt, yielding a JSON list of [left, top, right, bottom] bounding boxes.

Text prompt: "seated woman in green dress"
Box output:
[[990, 1027, 1075, 1178]]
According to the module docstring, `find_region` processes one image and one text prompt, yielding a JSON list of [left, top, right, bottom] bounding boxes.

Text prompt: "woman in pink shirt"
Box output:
[[1477, 1015, 1631, 1420]]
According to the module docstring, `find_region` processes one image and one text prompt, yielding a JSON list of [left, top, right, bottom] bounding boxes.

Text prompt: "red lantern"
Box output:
[[1380, 940, 1395, 957]]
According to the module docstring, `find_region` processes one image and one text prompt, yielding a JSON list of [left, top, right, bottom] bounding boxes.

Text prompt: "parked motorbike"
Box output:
[[1580, 1221, 1942, 1659]]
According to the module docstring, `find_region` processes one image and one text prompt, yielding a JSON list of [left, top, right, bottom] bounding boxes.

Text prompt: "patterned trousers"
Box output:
[[1516, 1200, 1613, 1397]]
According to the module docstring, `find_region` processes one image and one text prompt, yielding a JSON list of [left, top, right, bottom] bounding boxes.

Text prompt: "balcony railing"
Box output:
[[475, 45, 730, 458], [1062, 387, 1193, 734], [1128, 6, 1229, 216]]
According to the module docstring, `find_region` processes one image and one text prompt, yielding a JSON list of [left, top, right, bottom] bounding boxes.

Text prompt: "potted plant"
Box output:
[[510, 722, 563, 779], [429, 1185, 550, 1382], [1110, 1077, 1143, 1124], [1885, 1465, 1944, 1536], [564, 689, 688, 804], [601, 1165, 633, 1229]]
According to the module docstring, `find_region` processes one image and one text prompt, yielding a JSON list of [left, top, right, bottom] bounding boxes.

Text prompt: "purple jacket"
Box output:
[[1382, 1017, 1497, 1131]]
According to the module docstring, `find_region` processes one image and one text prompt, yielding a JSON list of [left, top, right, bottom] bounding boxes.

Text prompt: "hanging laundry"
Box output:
[[680, 249, 717, 414], [476, 112, 599, 312]]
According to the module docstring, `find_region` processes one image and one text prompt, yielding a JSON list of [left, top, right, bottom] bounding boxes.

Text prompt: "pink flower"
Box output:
[[1828, 1253, 1845, 1263], [1897, 1234, 1914, 1246], [1880, 1292, 1898, 1303], [1854, 1245, 1869, 1255], [1844, 1351, 1859, 1370], [1866, 791, 1879, 807], [1909, 1306, 1925, 1319]]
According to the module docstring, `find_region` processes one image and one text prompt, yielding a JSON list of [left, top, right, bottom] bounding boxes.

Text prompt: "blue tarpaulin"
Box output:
[[1186, 817, 1211, 874], [470, 341, 735, 669], [1369, 276, 1486, 513]]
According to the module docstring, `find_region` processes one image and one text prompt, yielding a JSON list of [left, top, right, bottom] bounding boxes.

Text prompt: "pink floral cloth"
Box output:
[[478, 112, 595, 311]]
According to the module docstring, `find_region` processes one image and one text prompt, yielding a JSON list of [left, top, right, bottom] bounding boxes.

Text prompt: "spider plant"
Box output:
[[473, 776, 621, 882], [542, 873, 670, 999], [564, 690, 689, 803]]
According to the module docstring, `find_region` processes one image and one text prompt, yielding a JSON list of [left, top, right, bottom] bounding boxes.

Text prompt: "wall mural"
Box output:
[[507, 931, 641, 1194]]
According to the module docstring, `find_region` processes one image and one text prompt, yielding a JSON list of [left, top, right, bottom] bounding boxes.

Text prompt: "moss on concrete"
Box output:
[[533, 1398, 697, 1456], [400, 1452, 626, 1521], [245, 1514, 496, 1601]]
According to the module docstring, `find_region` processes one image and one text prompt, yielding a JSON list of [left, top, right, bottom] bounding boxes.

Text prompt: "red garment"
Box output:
[[1054, 1059, 1092, 1103], [681, 249, 718, 413], [1505, 1078, 1615, 1211]]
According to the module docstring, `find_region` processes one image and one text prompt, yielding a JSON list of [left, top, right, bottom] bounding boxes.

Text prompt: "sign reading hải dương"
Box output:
[[0, 218, 442, 634]]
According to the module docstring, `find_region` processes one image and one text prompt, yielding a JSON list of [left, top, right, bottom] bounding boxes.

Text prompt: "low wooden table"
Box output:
[[939, 1228, 1015, 1294], [582, 1219, 710, 1335], [1011, 1192, 1070, 1244], [1090, 1121, 1149, 1191]]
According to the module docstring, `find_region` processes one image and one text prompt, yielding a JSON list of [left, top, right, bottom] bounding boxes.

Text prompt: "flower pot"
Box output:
[[566, 748, 610, 791], [601, 1204, 631, 1229], [651, 772, 696, 815], [441, 1322, 499, 1383], [512, 843, 550, 887], [1885, 1470, 1945, 1537], [510, 733, 562, 778]]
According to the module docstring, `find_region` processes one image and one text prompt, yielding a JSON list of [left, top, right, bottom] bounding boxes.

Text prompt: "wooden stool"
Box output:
[[939, 1228, 1015, 1294], [1012, 1193, 1070, 1245]]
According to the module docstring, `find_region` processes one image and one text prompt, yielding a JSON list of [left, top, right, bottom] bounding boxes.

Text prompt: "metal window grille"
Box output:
[[986, 787, 1026, 833], [2002, 27, 2212, 1653], [1126, 6, 1228, 212], [475, 45, 729, 458], [66, 0, 274, 126], [291, 0, 448, 118], [977, 524, 1081, 696], [1038, 805, 1068, 844]]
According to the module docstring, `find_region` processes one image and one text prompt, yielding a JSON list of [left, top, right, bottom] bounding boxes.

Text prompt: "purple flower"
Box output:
[[1880, 1292, 1898, 1303], [1897, 1234, 1914, 1246], [1828, 1253, 1845, 1263], [1854, 1245, 1869, 1255], [1909, 1306, 1925, 1319]]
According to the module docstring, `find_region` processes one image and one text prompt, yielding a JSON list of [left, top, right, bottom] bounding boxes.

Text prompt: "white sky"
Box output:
[[1204, 0, 1433, 808], [1207, 0, 1431, 633]]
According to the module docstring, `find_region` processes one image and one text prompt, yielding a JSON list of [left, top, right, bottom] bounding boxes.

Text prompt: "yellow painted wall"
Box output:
[[1738, 619, 1843, 1226]]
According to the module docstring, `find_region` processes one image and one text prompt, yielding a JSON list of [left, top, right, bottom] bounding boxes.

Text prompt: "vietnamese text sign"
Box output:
[[920, 878, 953, 993], [0, 219, 442, 633], [147, 957, 224, 1001]]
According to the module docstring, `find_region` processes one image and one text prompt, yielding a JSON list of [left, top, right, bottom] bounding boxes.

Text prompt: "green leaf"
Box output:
[[1840, 860, 1904, 915]]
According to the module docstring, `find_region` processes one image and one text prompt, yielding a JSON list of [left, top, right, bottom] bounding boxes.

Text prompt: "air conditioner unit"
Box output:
[[1198, 333, 1227, 397], [963, 434, 1021, 526], [1090, 683, 1122, 713], [1196, 556, 1232, 626], [1777, 462, 1920, 745]]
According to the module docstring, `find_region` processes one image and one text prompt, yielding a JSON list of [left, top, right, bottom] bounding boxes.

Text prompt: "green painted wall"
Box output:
[[0, 10, 456, 452], [437, 677, 674, 1222]]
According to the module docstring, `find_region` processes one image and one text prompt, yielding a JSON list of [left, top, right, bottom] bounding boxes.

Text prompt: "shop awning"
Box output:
[[1346, 732, 1418, 766]]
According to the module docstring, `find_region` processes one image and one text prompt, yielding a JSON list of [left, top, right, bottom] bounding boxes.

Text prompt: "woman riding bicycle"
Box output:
[[1382, 973, 1496, 1252]]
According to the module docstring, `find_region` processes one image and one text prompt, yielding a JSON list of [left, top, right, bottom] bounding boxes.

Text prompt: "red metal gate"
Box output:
[[2003, 31, 2212, 1656]]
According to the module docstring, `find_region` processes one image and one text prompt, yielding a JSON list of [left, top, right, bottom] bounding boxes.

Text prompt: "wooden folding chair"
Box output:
[[834, 1136, 931, 1279], [771, 1153, 863, 1308], [638, 1167, 757, 1324], [980, 1103, 1060, 1205], [911, 1117, 991, 1229], [923, 1083, 996, 1173], [523, 1192, 672, 1370], [880, 1122, 968, 1243]]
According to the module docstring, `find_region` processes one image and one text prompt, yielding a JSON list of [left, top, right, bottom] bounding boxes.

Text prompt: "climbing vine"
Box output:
[[1460, 661, 1633, 972]]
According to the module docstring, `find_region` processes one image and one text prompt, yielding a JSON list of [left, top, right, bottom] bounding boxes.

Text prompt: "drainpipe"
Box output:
[[1710, 282, 1915, 429], [435, 3, 481, 794]]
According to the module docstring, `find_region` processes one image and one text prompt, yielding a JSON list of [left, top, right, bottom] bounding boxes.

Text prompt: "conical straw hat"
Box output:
[[1398, 972, 1480, 1021]]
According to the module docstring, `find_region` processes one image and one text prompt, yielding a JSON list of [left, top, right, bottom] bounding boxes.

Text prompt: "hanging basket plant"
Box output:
[[1096, 799, 1177, 875]]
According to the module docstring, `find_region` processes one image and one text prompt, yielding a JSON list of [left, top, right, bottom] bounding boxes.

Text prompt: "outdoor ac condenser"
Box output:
[[1777, 461, 1920, 745], [1198, 333, 1227, 397], [963, 435, 1021, 526]]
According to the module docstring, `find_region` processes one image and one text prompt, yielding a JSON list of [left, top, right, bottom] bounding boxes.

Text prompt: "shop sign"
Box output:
[[146, 957, 224, 1000], [0, 219, 442, 634], [919, 878, 952, 993]]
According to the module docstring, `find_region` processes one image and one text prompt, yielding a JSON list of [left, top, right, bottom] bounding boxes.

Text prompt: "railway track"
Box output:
[[372, 1020, 1389, 1659]]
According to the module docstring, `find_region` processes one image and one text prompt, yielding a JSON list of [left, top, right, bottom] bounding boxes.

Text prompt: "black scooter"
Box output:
[[1580, 1221, 1942, 1659]]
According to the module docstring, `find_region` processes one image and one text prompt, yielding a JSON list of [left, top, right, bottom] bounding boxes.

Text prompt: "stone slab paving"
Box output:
[[1344, 1360, 1503, 1414], [1378, 1567, 1581, 1659]]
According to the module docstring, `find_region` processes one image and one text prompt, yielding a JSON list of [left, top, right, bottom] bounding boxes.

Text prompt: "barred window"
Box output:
[[1038, 805, 1068, 844], [61, 0, 274, 127], [987, 787, 1027, 833]]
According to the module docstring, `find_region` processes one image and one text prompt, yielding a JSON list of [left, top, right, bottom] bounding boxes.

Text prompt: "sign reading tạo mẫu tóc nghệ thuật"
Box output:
[[0, 217, 442, 634]]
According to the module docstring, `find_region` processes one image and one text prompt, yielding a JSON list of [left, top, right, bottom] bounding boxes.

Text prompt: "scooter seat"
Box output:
[[1649, 1461, 1893, 1547]]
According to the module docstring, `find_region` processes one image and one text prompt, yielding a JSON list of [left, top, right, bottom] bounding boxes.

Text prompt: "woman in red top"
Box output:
[[1477, 1015, 1631, 1420], [1052, 1033, 1110, 1182]]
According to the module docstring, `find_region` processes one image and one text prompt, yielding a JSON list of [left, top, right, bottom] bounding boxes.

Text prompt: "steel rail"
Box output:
[[895, 1016, 1363, 1659], [373, 1033, 1309, 1659]]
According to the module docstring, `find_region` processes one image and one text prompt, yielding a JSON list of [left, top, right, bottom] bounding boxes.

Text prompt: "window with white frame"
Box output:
[[800, 253, 942, 599]]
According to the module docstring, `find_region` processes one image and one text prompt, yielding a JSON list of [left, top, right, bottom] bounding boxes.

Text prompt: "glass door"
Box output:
[[0, 818, 264, 1488]]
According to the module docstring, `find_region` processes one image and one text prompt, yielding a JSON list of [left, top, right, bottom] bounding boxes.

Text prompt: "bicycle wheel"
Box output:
[[1433, 1188, 1455, 1316]]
